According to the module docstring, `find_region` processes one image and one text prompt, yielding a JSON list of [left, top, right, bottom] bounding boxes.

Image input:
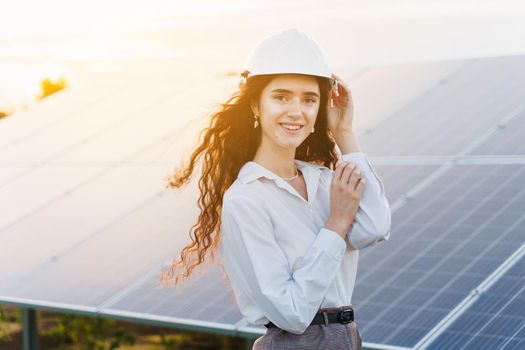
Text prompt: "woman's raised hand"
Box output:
[[324, 161, 366, 242], [326, 73, 355, 134]]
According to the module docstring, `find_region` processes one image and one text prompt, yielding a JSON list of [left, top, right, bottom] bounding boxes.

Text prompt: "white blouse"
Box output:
[[219, 152, 391, 334]]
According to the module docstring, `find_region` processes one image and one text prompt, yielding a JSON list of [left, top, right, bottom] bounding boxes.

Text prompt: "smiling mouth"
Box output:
[[279, 123, 304, 131]]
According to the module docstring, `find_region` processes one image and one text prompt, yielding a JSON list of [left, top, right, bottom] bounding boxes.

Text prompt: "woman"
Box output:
[[162, 29, 391, 349]]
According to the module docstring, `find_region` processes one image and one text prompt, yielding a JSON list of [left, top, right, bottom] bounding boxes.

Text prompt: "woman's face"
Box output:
[[254, 74, 321, 151]]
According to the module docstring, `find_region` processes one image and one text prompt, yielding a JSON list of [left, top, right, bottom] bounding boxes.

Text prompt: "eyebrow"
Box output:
[[270, 89, 320, 98]]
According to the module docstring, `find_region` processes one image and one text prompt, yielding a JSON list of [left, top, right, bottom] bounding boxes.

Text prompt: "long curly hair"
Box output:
[[160, 73, 339, 286]]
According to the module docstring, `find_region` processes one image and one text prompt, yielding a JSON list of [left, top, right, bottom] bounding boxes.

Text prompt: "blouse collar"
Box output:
[[238, 159, 325, 185]]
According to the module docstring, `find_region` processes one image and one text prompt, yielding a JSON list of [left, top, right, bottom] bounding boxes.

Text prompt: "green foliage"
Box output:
[[218, 334, 233, 350], [43, 314, 136, 350], [0, 306, 21, 341], [0, 308, 248, 349], [0, 306, 11, 340], [159, 333, 190, 350]]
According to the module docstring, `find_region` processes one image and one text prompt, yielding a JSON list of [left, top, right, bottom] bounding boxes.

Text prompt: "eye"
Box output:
[[274, 95, 288, 102], [304, 98, 318, 104]]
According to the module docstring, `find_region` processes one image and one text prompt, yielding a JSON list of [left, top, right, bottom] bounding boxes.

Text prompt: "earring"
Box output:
[[311, 126, 315, 134], [253, 114, 259, 128]]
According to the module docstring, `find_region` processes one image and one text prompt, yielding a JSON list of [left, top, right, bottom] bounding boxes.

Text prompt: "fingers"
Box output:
[[340, 163, 357, 184], [334, 161, 348, 182], [334, 161, 366, 194], [331, 73, 352, 98], [331, 73, 348, 87], [334, 161, 360, 184], [355, 177, 366, 193], [347, 166, 361, 186]]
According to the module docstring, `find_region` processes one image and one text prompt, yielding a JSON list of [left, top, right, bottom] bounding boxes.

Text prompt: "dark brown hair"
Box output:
[[160, 73, 339, 286]]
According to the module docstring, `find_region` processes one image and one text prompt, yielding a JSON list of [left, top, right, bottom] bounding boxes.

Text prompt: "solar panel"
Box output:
[[0, 79, 188, 165], [0, 177, 199, 307], [0, 75, 136, 151], [0, 167, 24, 183], [427, 254, 525, 350], [107, 265, 243, 325], [0, 165, 171, 282], [470, 108, 525, 156], [353, 164, 525, 347], [359, 56, 525, 157], [373, 165, 439, 203], [0, 75, 230, 279]]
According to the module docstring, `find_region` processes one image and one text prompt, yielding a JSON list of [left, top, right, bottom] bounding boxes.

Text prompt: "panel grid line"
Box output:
[[499, 319, 525, 349], [413, 243, 525, 349]]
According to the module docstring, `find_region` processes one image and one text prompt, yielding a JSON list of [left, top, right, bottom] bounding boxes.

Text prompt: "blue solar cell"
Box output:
[[359, 322, 399, 342], [354, 302, 385, 319], [397, 289, 436, 308], [109, 265, 243, 325], [429, 291, 467, 310], [409, 308, 449, 330], [380, 305, 417, 325], [359, 268, 401, 287], [388, 271, 428, 289], [506, 339, 525, 350], [427, 255, 525, 349], [405, 254, 443, 271], [379, 255, 414, 270], [416, 273, 455, 291]]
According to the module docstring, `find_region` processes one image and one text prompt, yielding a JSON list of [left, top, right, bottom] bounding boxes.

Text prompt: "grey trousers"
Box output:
[[252, 305, 362, 350]]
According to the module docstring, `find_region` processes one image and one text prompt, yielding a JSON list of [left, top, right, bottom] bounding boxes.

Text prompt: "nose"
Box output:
[[287, 98, 302, 117]]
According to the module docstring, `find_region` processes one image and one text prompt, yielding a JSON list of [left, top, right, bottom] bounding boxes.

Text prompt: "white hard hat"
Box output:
[[240, 28, 335, 85]]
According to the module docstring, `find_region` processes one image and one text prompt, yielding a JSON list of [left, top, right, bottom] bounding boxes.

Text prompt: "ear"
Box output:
[[250, 99, 259, 116]]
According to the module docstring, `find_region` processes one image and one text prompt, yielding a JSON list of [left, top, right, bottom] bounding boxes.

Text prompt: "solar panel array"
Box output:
[[1, 55, 524, 349], [355, 164, 525, 348], [427, 254, 525, 349], [0, 71, 245, 333], [352, 55, 525, 349]]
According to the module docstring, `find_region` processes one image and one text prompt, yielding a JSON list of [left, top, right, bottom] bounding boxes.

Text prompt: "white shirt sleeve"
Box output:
[[339, 152, 392, 250], [220, 195, 347, 334]]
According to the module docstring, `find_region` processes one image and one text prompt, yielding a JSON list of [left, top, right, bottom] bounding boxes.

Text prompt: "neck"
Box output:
[[253, 142, 298, 179]]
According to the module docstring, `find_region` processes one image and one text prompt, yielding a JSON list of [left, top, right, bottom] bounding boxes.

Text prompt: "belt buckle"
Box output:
[[337, 309, 354, 324]]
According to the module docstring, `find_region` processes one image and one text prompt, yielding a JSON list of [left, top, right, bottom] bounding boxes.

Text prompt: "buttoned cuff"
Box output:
[[314, 228, 346, 260], [348, 226, 373, 250]]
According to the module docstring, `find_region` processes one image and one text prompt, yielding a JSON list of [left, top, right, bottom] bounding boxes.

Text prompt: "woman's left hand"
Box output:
[[326, 73, 354, 134]]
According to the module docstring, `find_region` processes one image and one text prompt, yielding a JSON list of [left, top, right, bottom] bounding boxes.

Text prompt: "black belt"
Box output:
[[264, 308, 354, 329]]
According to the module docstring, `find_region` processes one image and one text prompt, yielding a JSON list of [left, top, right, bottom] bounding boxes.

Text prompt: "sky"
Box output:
[[1, 0, 525, 111]]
